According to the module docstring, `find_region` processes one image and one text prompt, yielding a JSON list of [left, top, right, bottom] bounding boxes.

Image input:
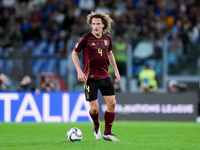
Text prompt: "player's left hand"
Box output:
[[115, 71, 120, 83]]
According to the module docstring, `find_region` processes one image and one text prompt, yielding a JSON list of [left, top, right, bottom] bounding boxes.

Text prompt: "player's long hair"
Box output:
[[87, 11, 113, 33]]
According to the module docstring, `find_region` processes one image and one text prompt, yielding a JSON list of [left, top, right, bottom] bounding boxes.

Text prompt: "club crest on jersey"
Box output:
[[104, 40, 108, 46], [91, 42, 95, 46]]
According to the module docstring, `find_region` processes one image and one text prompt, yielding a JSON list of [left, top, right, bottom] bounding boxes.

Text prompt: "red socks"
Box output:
[[89, 111, 115, 135], [89, 111, 100, 127], [104, 111, 115, 135]]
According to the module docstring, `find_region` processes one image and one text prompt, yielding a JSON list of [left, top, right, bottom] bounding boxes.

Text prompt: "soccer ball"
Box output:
[[66, 127, 82, 142]]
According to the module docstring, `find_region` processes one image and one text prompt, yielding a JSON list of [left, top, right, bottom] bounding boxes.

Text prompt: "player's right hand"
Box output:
[[77, 71, 87, 83]]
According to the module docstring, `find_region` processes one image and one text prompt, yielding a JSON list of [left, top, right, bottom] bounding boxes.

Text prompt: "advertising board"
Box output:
[[0, 92, 92, 122], [100, 92, 198, 121]]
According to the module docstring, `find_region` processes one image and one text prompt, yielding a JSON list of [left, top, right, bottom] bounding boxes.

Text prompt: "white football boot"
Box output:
[[103, 133, 120, 141], [94, 126, 101, 140]]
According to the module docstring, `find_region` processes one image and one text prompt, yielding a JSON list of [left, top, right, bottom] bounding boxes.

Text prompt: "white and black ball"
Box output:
[[66, 127, 82, 142]]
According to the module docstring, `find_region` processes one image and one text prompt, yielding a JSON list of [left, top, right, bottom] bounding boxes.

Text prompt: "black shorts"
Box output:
[[84, 77, 115, 101]]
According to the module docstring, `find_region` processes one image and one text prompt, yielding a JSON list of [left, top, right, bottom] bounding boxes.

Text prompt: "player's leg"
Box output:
[[85, 80, 101, 140], [102, 95, 120, 141], [89, 100, 101, 140], [89, 100, 99, 126], [99, 77, 120, 141], [104, 95, 116, 134]]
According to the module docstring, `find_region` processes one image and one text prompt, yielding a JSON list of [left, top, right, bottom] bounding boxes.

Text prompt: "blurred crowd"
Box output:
[[0, 0, 200, 92]]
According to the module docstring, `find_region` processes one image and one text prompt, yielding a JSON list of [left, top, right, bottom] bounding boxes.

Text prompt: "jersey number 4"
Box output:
[[85, 85, 90, 92], [98, 48, 102, 56]]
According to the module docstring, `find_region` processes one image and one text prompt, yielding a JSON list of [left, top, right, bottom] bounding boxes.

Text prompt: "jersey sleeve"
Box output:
[[108, 36, 113, 51], [73, 36, 86, 53]]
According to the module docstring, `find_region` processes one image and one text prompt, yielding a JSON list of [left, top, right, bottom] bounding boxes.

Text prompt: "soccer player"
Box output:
[[72, 11, 120, 141]]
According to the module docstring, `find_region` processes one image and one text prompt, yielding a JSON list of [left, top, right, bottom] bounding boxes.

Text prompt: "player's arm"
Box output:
[[71, 51, 87, 82], [108, 51, 120, 83]]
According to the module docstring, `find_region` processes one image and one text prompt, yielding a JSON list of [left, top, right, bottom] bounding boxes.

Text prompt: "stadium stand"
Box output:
[[0, 0, 199, 91]]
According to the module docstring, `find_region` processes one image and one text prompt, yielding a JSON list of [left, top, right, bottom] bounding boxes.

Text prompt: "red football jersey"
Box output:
[[74, 32, 113, 80]]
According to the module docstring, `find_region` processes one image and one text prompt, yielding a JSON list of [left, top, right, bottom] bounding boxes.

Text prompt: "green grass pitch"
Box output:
[[0, 121, 200, 150]]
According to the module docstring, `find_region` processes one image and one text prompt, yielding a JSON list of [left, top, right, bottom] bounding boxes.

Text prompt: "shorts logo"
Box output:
[[87, 94, 89, 99], [91, 42, 95, 46], [104, 40, 108, 46]]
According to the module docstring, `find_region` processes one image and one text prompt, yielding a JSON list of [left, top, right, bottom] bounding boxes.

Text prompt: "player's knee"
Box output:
[[90, 109, 98, 114], [90, 100, 99, 113], [90, 105, 99, 114], [108, 100, 116, 109]]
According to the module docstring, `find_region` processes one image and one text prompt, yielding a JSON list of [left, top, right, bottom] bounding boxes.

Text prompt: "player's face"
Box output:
[[91, 18, 104, 37]]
